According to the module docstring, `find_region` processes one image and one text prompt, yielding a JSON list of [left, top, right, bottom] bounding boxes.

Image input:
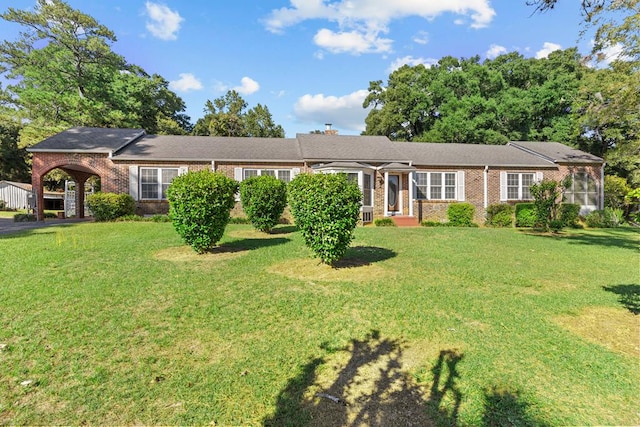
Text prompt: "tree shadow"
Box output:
[[269, 225, 299, 235], [519, 228, 639, 251], [481, 387, 548, 427], [332, 246, 397, 269], [263, 330, 463, 426], [603, 284, 640, 314], [213, 237, 290, 253]]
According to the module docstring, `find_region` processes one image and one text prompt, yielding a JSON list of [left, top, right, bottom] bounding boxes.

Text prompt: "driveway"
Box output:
[[0, 217, 91, 235]]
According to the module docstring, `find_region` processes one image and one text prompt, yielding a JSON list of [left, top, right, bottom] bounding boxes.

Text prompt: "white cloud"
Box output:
[[169, 73, 203, 92], [313, 28, 392, 54], [387, 55, 438, 73], [595, 42, 631, 66], [486, 44, 507, 59], [145, 2, 183, 41], [536, 42, 562, 59], [233, 77, 260, 95], [294, 89, 371, 132], [412, 31, 429, 45], [264, 0, 495, 55]]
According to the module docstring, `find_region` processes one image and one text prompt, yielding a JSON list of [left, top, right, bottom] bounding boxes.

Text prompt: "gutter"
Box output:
[[484, 165, 489, 209]]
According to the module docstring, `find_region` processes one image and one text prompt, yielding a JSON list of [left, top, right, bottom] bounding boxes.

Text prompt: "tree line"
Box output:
[[0, 0, 637, 195]]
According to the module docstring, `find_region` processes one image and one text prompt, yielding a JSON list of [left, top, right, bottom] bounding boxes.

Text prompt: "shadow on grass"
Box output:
[[213, 237, 291, 253], [519, 228, 639, 251], [263, 330, 463, 426], [603, 284, 640, 315], [481, 387, 548, 427], [331, 246, 396, 269], [269, 225, 299, 235]]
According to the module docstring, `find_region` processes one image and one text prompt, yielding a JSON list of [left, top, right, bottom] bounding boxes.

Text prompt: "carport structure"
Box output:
[[28, 127, 145, 221]]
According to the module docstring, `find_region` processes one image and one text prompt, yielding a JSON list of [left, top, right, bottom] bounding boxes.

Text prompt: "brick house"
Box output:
[[28, 127, 604, 223]]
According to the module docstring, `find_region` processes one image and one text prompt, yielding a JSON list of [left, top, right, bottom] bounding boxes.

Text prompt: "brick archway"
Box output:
[[31, 152, 110, 221]]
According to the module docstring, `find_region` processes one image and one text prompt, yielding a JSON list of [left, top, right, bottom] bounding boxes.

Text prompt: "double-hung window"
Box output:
[[140, 168, 179, 200], [240, 168, 293, 183], [501, 172, 537, 201], [415, 172, 458, 200]]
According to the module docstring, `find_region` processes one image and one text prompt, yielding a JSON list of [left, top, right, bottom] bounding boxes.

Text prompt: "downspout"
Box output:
[[483, 165, 489, 209], [600, 162, 605, 210]]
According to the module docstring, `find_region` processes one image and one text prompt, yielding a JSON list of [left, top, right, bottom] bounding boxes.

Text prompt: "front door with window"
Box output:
[[388, 174, 400, 213]]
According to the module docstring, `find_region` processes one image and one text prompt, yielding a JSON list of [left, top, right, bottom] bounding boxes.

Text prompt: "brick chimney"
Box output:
[[324, 123, 338, 135]]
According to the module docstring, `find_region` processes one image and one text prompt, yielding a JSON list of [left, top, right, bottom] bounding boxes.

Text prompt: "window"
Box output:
[[140, 168, 180, 200], [415, 172, 457, 200], [363, 173, 373, 207], [566, 172, 598, 207], [506, 173, 534, 200], [241, 169, 292, 183]]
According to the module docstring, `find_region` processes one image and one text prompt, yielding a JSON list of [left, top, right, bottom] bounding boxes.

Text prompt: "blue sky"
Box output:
[[1, 1, 605, 137]]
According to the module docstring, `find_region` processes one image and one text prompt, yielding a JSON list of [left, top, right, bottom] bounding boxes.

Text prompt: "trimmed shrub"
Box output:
[[374, 217, 396, 227], [559, 203, 580, 228], [447, 202, 475, 227], [86, 192, 136, 221], [485, 204, 514, 227], [288, 173, 362, 265], [167, 170, 238, 253], [229, 217, 251, 224], [0, 200, 5, 210], [515, 203, 536, 227], [239, 175, 287, 233], [421, 220, 451, 227]]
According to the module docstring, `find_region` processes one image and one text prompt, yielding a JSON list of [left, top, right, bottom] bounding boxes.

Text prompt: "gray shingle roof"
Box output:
[[508, 141, 603, 164], [115, 135, 302, 161], [398, 142, 558, 167], [297, 134, 409, 162], [28, 127, 145, 153], [27, 127, 602, 168]]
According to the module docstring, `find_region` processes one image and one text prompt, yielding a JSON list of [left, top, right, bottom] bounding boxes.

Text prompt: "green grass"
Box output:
[[0, 223, 638, 425]]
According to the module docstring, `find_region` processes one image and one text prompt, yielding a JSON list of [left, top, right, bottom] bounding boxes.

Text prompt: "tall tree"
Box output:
[[0, 0, 190, 143], [528, 0, 639, 64], [193, 90, 285, 138], [0, 112, 29, 182], [363, 49, 584, 144]]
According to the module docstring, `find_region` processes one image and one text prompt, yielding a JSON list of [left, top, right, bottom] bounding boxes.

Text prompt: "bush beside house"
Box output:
[[167, 170, 238, 253], [239, 175, 287, 233], [86, 193, 135, 221], [288, 173, 362, 265]]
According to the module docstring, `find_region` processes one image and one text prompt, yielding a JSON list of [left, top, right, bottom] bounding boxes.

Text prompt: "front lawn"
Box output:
[[0, 223, 638, 425]]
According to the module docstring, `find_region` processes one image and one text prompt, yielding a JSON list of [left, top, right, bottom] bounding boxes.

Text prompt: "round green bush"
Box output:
[[485, 203, 514, 227], [447, 202, 475, 226], [515, 203, 536, 227], [86, 192, 136, 221], [288, 173, 362, 265], [239, 175, 287, 233], [167, 170, 238, 253]]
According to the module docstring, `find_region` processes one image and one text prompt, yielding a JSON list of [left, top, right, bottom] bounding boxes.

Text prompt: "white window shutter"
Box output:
[[292, 167, 301, 178], [178, 166, 188, 175], [535, 172, 544, 182], [457, 171, 465, 201], [129, 166, 139, 201], [234, 167, 243, 182], [500, 171, 507, 201]]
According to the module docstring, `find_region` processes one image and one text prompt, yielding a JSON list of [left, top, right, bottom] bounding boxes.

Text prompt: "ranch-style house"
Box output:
[[28, 127, 604, 224]]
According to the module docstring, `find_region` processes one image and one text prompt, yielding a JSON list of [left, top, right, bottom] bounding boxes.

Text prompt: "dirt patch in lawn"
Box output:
[[554, 306, 640, 358], [153, 245, 245, 264], [267, 257, 393, 283], [267, 333, 465, 426]]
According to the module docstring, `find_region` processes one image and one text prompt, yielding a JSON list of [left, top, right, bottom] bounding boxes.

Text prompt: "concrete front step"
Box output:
[[390, 216, 420, 227]]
